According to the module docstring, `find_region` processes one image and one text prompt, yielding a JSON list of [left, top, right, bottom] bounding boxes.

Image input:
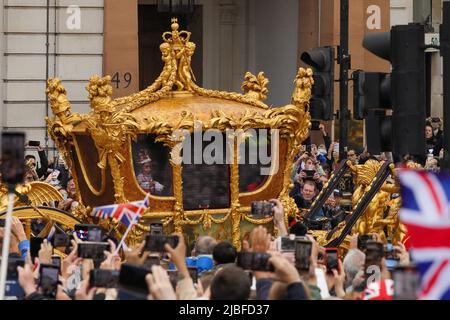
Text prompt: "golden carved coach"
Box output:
[[43, 19, 313, 248]]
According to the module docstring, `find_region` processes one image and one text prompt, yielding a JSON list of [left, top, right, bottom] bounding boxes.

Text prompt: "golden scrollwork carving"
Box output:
[[241, 71, 269, 102], [83, 75, 140, 203]]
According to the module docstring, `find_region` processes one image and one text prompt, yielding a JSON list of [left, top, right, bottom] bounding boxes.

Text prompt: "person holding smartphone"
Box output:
[[24, 142, 48, 180]]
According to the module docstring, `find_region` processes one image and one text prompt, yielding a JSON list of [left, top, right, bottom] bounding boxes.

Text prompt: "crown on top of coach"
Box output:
[[162, 17, 192, 49]]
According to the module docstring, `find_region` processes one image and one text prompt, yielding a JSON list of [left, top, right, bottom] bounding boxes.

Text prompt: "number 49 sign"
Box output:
[[112, 72, 132, 89]]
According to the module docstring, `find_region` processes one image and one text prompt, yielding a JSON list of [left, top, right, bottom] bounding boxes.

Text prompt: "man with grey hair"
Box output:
[[186, 236, 217, 273], [343, 248, 366, 293], [193, 236, 217, 256]]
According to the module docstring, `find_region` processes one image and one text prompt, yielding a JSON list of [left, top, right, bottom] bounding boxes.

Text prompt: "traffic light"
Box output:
[[361, 23, 426, 156], [353, 71, 391, 120], [300, 47, 335, 121]]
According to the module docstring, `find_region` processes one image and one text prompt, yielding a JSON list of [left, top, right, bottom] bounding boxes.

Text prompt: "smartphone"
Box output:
[[51, 233, 70, 248], [28, 140, 41, 147], [144, 234, 179, 252], [89, 269, 120, 288], [325, 248, 339, 274], [6, 257, 25, 280], [295, 238, 312, 272], [150, 223, 163, 235], [365, 240, 384, 270], [188, 266, 198, 283], [51, 256, 62, 270], [393, 265, 420, 300], [75, 224, 103, 242], [0, 219, 5, 227], [30, 237, 45, 263], [77, 242, 110, 260], [236, 252, 274, 272], [334, 143, 340, 154], [167, 270, 179, 289], [251, 201, 274, 218], [384, 240, 400, 271], [118, 263, 151, 295], [39, 264, 60, 298], [311, 121, 321, 131], [302, 170, 316, 178], [1, 132, 25, 185], [278, 236, 296, 252], [143, 256, 160, 270], [357, 234, 372, 251]]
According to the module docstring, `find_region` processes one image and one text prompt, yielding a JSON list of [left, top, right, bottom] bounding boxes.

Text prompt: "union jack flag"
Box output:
[[399, 170, 450, 300], [91, 194, 150, 227]]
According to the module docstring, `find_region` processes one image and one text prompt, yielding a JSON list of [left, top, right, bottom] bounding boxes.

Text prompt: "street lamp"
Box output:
[[157, 0, 196, 14]]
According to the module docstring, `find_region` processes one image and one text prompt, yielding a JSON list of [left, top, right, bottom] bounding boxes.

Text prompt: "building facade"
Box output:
[[2, 0, 442, 156]]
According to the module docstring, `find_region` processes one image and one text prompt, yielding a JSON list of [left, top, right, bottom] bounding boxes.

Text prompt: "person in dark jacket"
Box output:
[[24, 144, 48, 180]]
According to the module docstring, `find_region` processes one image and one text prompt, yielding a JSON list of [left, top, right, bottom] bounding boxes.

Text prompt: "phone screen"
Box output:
[[393, 266, 420, 300], [357, 235, 371, 251], [150, 223, 163, 235], [280, 237, 296, 252], [295, 240, 312, 271], [28, 140, 41, 147], [144, 234, 179, 252], [6, 258, 24, 280], [30, 237, 45, 263], [118, 263, 151, 294], [89, 269, 119, 288], [237, 252, 274, 272], [77, 242, 110, 260], [1, 132, 25, 185], [75, 224, 102, 242], [326, 249, 339, 273], [39, 264, 60, 298], [365, 241, 384, 270], [51, 256, 61, 270]]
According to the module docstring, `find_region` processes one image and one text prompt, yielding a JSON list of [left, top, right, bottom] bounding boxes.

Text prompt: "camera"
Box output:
[[144, 234, 179, 252], [236, 252, 274, 272], [39, 264, 60, 298], [77, 242, 110, 260], [89, 269, 120, 288], [75, 224, 103, 242], [295, 237, 312, 271], [251, 201, 274, 218]]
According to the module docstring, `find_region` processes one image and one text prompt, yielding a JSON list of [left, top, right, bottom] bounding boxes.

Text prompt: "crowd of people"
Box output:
[[0, 118, 445, 301], [1, 202, 411, 300]]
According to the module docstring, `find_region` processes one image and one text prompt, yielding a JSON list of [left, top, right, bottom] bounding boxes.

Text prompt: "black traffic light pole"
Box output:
[[442, 2, 450, 171], [338, 0, 350, 159]]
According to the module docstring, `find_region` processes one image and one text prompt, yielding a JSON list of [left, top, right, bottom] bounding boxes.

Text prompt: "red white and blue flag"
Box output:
[[91, 194, 150, 227], [399, 170, 450, 300]]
